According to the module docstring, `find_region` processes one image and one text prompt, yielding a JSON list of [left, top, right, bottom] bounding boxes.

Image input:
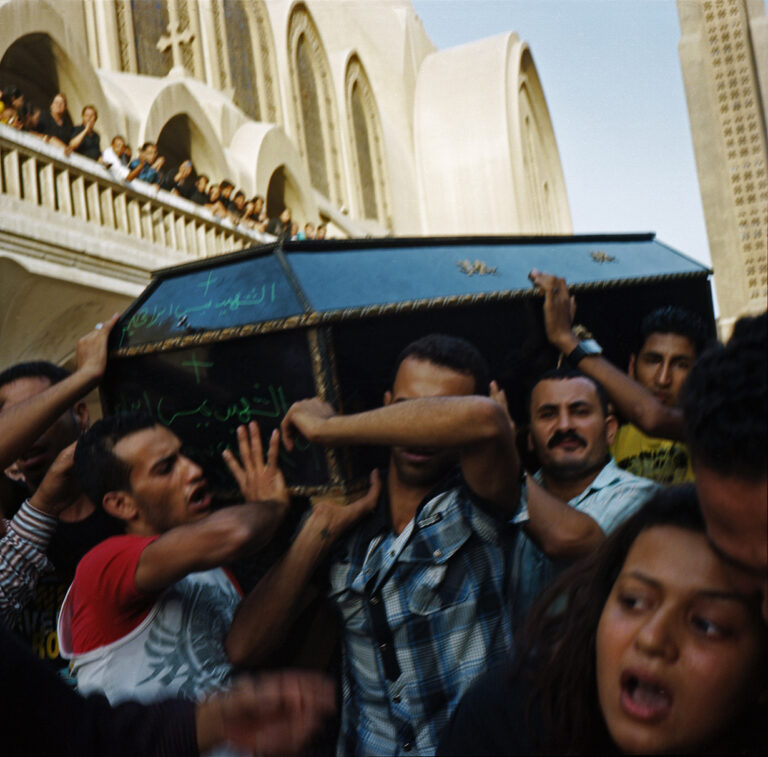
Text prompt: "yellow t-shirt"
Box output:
[[611, 423, 694, 485]]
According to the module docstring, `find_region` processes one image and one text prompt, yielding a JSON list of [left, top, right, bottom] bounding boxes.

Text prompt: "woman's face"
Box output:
[[596, 526, 765, 754], [51, 93, 66, 116]]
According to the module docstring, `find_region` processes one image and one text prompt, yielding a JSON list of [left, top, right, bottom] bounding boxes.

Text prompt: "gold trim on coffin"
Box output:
[[112, 271, 704, 358], [306, 327, 344, 486]]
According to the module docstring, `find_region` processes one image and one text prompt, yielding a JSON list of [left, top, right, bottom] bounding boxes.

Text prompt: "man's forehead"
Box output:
[[113, 425, 180, 465], [392, 357, 476, 397], [640, 331, 697, 357], [531, 377, 599, 407], [0, 375, 52, 409]]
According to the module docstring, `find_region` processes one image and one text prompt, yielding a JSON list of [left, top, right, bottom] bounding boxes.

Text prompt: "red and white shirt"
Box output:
[[58, 535, 241, 705]]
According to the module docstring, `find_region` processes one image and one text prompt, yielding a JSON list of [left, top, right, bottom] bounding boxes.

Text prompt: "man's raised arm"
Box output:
[[280, 395, 520, 513], [135, 422, 290, 594], [0, 314, 119, 471], [226, 470, 381, 667], [529, 269, 685, 440]]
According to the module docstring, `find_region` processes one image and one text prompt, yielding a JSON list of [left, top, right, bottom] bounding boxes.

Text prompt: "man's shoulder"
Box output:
[[593, 458, 659, 491], [577, 460, 660, 534], [77, 534, 155, 573], [613, 422, 680, 452]]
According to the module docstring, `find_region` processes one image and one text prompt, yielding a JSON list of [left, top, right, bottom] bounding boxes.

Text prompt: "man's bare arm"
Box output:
[[0, 314, 119, 471], [524, 476, 604, 559], [135, 501, 284, 594], [226, 472, 380, 667], [136, 422, 290, 594], [529, 269, 685, 440], [281, 395, 520, 513]]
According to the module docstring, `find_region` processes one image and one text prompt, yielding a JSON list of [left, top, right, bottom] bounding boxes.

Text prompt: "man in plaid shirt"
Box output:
[[227, 335, 521, 756]]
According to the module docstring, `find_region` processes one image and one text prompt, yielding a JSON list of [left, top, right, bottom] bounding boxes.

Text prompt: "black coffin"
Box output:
[[102, 233, 715, 497]]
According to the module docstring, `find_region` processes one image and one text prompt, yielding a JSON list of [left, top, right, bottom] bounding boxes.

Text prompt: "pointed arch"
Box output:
[[0, 2, 115, 138], [515, 47, 570, 233], [286, 4, 344, 206], [144, 81, 229, 181], [215, 0, 281, 125], [344, 55, 392, 229]]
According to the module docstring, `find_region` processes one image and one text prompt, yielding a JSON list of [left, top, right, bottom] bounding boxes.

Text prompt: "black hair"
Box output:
[[0, 361, 70, 392], [516, 485, 767, 754], [636, 305, 710, 357], [3, 85, 23, 101], [527, 366, 610, 418], [682, 311, 767, 479], [392, 334, 489, 395], [74, 411, 157, 507]]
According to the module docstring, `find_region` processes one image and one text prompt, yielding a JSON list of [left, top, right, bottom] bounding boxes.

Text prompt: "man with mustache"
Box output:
[[511, 368, 659, 627], [529, 270, 711, 484]]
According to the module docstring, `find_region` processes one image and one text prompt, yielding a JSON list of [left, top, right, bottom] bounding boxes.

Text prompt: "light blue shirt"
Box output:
[[511, 459, 660, 630]]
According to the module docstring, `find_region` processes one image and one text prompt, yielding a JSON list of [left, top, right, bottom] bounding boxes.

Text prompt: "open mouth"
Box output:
[[187, 482, 211, 513], [620, 671, 672, 721]]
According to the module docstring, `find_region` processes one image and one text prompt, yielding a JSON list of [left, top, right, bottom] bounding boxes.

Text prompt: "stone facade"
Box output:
[[0, 0, 571, 367], [677, 0, 768, 337]]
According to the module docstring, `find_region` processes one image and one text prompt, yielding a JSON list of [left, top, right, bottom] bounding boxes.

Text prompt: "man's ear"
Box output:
[[102, 491, 138, 523], [628, 353, 637, 379], [383, 389, 393, 406], [527, 430, 534, 453], [604, 413, 619, 446], [72, 401, 90, 434]]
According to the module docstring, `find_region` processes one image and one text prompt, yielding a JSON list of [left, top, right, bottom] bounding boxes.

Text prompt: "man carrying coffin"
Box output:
[[225, 334, 521, 756]]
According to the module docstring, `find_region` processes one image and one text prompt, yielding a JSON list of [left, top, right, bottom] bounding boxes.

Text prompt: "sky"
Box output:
[[411, 0, 712, 267]]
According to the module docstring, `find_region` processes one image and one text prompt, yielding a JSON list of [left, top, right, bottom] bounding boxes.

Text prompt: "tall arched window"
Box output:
[[287, 5, 344, 206], [345, 57, 391, 228], [131, 0, 170, 76], [296, 35, 329, 197], [219, 0, 280, 124]]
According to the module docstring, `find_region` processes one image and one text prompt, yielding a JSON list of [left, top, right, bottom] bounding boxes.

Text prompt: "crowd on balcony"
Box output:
[[1, 86, 328, 239]]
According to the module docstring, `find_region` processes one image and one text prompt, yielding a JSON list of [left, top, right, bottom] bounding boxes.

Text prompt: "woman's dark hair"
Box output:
[[514, 485, 767, 755]]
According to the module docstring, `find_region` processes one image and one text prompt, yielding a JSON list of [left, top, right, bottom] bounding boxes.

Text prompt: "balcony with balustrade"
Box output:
[[0, 124, 272, 366]]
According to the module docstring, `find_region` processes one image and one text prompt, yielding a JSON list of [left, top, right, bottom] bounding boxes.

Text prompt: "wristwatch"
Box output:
[[567, 338, 603, 366]]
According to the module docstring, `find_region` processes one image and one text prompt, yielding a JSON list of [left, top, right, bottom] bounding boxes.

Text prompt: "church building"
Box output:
[[0, 0, 571, 368]]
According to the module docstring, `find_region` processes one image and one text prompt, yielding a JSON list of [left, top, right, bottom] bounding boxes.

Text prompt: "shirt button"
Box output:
[[370, 596, 379, 605], [392, 694, 401, 703], [403, 742, 413, 752], [379, 642, 387, 651], [433, 548, 443, 558]]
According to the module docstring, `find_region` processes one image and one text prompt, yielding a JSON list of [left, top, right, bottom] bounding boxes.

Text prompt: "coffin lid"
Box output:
[[112, 233, 710, 355]]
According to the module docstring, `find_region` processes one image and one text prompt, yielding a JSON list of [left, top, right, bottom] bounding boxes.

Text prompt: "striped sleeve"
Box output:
[[0, 499, 57, 627]]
